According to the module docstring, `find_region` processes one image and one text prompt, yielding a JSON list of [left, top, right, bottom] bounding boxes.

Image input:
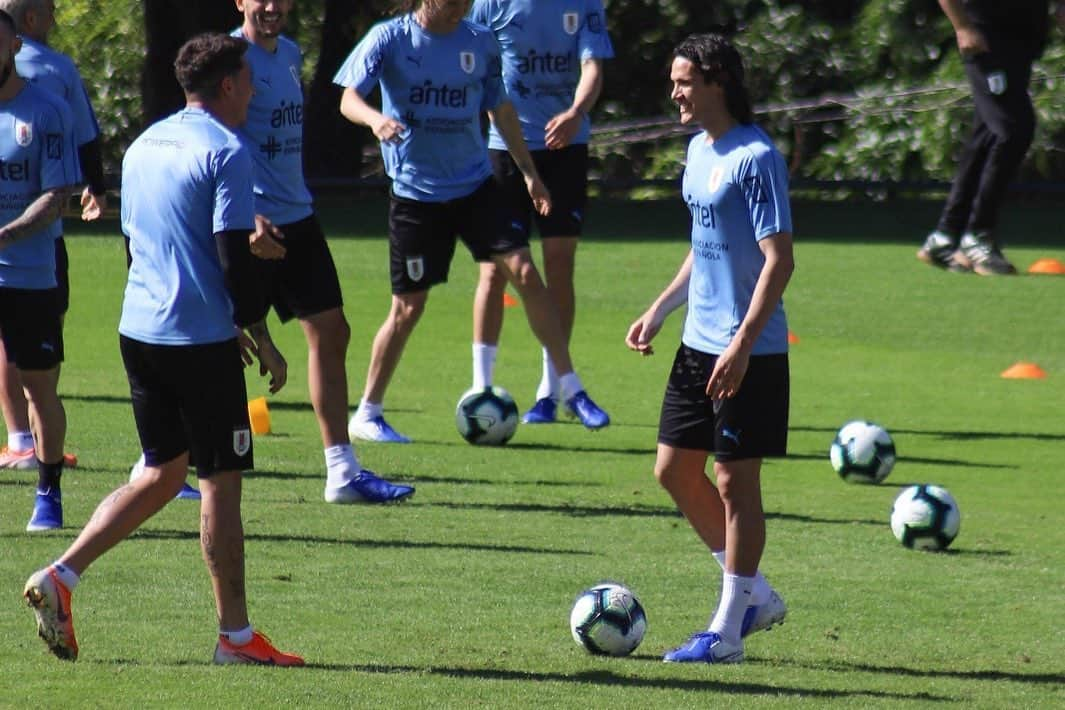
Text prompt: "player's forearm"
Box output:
[[0, 188, 66, 247], [651, 251, 692, 318], [570, 59, 604, 117], [733, 234, 794, 351], [938, 0, 974, 31], [77, 138, 107, 197], [245, 319, 274, 348], [215, 229, 270, 328], [489, 102, 540, 181], [339, 87, 384, 129]]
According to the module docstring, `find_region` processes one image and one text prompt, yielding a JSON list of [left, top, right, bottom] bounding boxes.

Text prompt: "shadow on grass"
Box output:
[[764, 657, 1064, 686], [418, 439, 655, 457], [127, 528, 591, 556], [793, 424, 1065, 444], [787, 451, 1016, 470], [244, 469, 601, 487]]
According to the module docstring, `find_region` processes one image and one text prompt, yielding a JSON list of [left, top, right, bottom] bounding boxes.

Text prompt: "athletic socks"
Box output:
[[9, 430, 33, 452], [711, 549, 773, 606], [52, 562, 80, 592], [536, 347, 559, 401], [472, 343, 498, 390], [354, 400, 383, 423], [558, 372, 584, 402], [709, 573, 754, 643], [219, 624, 254, 646], [37, 459, 63, 493], [325, 444, 360, 489]]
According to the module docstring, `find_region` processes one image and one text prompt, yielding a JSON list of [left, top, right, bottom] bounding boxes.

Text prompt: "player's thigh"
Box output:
[[272, 214, 344, 322], [457, 178, 530, 263], [533, 144, 588, 238], [657, 344, 717, 452], [713, 354, 789, 463], [54, 237, 70, 317], [0, 287, 64, 371], [120, 335, 189, 466], [389, 193, 458, 293]]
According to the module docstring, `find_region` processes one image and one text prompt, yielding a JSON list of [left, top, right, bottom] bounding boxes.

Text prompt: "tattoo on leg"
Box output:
[[201, 513, 219, 578], [88, 485, 131, 527]]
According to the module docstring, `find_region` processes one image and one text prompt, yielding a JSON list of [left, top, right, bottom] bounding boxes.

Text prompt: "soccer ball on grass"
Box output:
[[890, 484, 960, 551], [829, 420, 896, 484], [455, 386, 518, 445], [569, 583, 647, 657]]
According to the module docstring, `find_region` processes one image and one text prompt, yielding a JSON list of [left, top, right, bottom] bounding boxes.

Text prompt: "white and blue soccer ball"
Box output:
[[829, 420, 896, 484], [455, 386, 519, 445], [569, 582, 647, 657], [891, 484, 961, 551]]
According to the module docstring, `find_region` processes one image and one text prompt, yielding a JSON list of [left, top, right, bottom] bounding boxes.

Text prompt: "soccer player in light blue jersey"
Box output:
[[0, 9, 80, 532], [469, 0, 613, 427], [335, 0, 608, 442], [626, 34, 794, 665], [24, 32, 303, 666], [0, 0, 104, 474]]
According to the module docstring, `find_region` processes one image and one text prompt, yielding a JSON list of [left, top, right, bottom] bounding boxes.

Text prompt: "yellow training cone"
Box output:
[[1000, 362, 1047, 379], [1027, 258, 1065, 275], [248, 396, 272, 434]]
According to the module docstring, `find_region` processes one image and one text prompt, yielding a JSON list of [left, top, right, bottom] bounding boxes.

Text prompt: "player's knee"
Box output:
[[391, 297, 426, 330]]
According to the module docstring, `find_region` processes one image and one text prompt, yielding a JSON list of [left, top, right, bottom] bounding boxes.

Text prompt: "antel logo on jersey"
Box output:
[[562, 11, 579, 34], [409, 80, 469, 108], [14, 119, 32, 147], [271, 99, 303, 128], [516, 50, 574, 75], [460, 51, 476, 74]]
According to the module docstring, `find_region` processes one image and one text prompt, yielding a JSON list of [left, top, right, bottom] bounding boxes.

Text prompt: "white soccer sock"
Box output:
[[558, 372, 583, 402], [471, 343, 497, 390], [355, 400, 383, 423], [9, 430, 33, 451], [219, 624, 253, 646], [51, 562, 80, 592], [324, 444, 360, 489], [711, 550, 771, 606], [708, 573, 754, 644], [535, 347, 559, 401]]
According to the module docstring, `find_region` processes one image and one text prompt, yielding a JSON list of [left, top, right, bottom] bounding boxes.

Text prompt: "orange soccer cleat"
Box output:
[[213, 630, 305, 667], [23, 566, 78, 661]]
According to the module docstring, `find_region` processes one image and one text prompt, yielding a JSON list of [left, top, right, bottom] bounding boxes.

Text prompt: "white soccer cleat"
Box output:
[[348, 414, 412, 444], [741, 590, 787, 638]]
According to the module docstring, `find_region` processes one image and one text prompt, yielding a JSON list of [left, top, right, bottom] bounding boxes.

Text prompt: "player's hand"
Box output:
[[250, 215, 286, 260], [544, 109, 582, 150], [706, 341, 750, 400], [256, 340, 287, 394], [955, 26, 989, 57], [373, 116, 408, 144], [525, 176, 552, 216], [625, 309, 664, 356], [236, 329, 257, 367], [80, 187, 106, 221]]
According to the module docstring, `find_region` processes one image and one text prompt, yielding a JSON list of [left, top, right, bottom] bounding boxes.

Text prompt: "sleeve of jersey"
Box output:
[[69, 74, 101, 145], [213, 143, 256, 235], [39, 100, 80, 192], [579, 0, 615, 60], [215, 229, 270, 328], [333, 24, 388, 96], [743, 149, 792, 241], [481, 35, 505, 112]]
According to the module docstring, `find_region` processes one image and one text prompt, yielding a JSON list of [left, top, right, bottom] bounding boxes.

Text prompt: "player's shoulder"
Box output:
[[730, 124, 783, 164], [19, 37, 76, 70], [459, 17, 499, 47], [19, 82, 71, 120], [275, 34, 302, 58]]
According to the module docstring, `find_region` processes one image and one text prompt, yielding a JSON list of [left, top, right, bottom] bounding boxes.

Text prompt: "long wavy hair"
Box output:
[[673, 33, 754, 125]]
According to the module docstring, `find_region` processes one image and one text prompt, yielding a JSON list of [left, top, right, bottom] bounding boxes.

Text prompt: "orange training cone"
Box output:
[[1000, 362, 1047, 379], [1027, 258, 1065, 275], [248, 396, 272, 434], [787, 331, 800, 344], [502, 292, 518, 307]]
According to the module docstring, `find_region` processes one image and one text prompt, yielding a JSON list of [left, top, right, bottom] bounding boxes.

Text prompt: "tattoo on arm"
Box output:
[[0, 189, 65, 245]]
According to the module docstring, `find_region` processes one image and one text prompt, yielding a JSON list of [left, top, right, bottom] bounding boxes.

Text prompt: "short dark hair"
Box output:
[[174, 33, 247, 99], [673, 33, 754, 124], [0, 9, 16, 36]]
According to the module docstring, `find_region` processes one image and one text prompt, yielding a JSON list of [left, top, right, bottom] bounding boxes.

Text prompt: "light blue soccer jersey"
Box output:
[[469, 0, 613, 151], [119, 108, 256, 346], [0, 83, 79, 289], [334, 15, 505, 202], [231, 30, 313, 225], [680, 124, 792, 356], [16, 37, 99, 147]]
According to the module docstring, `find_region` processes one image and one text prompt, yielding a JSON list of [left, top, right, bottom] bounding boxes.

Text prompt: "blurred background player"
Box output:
[[917, 0, 1052, 275], [336, 0, 608, 444], [468, 0, 613, 426], [0, 0, 105, 472], [625, 34, 792, 664], [0, 9, 79, 531], [24, 33, 302, 665]]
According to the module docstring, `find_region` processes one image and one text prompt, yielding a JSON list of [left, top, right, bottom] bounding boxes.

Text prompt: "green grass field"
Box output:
[[1, 198, 1063, 708]]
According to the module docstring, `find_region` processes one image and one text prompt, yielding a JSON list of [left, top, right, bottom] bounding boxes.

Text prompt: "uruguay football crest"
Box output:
[[233, 427, 251, 456], [460, 51, 476, 74], [563, 12, 580, 35], [708, 166, 724, 193], [987, 71, 1007, 96], [14, 119, 31, 147], [406, 256, 425, 282]]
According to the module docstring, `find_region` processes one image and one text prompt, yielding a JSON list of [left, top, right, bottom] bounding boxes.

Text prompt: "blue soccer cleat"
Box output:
[[663, 631, 744, 664], [175, 482, 202, 501], [26, 489, 63, 532], [521, 397, 557, 424], [324, 470, 415, 504], [348, 415, 412, 444], [565, 390, 610, 430], [740, 590, 787, 638]]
